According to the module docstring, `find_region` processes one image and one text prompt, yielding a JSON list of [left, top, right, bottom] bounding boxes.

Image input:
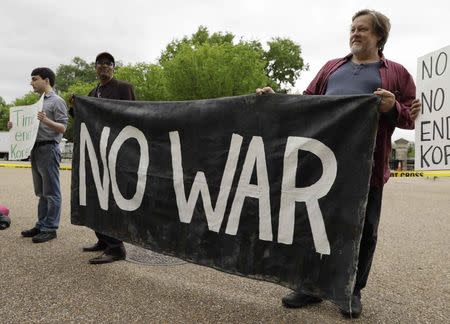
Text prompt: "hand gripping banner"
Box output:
[[71, 94, 379, 308]]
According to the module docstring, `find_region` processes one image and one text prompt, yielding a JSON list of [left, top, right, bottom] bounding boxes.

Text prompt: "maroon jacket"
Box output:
[[304, 54, 416, 187]]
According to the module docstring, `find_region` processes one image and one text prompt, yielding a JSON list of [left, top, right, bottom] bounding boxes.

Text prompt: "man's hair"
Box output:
[[352, 9, 391, 52], [31, 67, 56, 87]]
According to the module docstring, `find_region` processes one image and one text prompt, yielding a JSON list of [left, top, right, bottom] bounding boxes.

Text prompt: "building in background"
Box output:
[[390, 138, 415, 170]]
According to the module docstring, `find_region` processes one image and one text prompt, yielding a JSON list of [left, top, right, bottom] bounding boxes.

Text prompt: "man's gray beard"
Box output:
[[350, 45, 363, 56]]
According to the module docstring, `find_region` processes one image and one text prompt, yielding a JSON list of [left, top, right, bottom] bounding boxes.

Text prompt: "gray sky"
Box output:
[[1, 0, 449, 140]]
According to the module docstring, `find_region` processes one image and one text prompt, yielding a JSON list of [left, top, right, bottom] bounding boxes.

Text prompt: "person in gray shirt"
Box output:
[[8, 67, 68, 243]]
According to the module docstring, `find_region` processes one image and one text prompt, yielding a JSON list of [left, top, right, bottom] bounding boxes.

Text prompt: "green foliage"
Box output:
[[162, 42, 270, 100], [0, 96, 9, 130], [159, 26, 235, 64], [407, 144, 415, 158], [160, 27, 306, 93], [43, 26, 306, 103], [62, 81, 97, 102], [60, 81, 97, 142], [115, 64, 168, 101], [12, 92, 40, 106], [0, 108, 8, 130], [265, 37, 307, 89], [55, 57, 96, 93]]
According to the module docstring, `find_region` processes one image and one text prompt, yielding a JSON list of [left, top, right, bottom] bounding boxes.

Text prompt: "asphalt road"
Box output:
[[0, 166, 449, 323]]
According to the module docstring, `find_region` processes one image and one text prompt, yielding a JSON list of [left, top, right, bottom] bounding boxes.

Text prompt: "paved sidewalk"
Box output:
[[0, 167, 448, 323]]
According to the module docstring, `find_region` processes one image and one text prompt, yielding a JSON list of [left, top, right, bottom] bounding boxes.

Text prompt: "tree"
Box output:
[[55, 57, 97, 93], [0, 96, 9, 130], [61, 81, 97, 142], [162, 41, 270, 100], [407, 142, 415, 158], [159, 27, 306, 94], [12, 92, 40, 106], [115, 63, 168, 101], [159, 26, 235, 64], [265, 37, 307, 90], [50, 26, 306, 103], [62, 81, 97, 102]]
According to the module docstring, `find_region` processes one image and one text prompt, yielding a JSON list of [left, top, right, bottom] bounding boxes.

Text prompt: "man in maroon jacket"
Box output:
[[258, 9, 421, 318]]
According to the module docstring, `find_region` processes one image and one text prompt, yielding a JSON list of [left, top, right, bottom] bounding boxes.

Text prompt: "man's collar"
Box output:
[[344, 53, 388, 67], [99, 77, 115, 86], [44, 90, 55, 98]]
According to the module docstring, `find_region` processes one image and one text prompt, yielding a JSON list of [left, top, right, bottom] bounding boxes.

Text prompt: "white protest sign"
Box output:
[[8, 94, 44, 160], [415, 46, 450, 170]]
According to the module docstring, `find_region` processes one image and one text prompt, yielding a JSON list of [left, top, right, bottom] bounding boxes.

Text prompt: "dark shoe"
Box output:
[[282, 292, 323, 308], [340, 294, 362, 318], [82, 242, 107, 252], [32, 231, 57, 243], [88, 253, 125, 264], [0, 214, 11, 230], [21, 227, 41, 237]]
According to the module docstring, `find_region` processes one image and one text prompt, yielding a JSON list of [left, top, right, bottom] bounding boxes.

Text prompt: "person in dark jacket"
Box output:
[[71, 52, 135, 264]]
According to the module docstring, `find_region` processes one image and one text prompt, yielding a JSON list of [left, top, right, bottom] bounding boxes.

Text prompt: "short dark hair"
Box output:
[[31, 67, 56, 87], [352, 9, 391, 52]]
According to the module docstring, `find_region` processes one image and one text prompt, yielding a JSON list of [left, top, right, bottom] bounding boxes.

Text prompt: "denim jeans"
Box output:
[[30, 143, 62, 232]]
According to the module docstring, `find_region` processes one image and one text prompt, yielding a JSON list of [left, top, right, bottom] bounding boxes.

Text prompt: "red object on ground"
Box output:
[[0, 204, 10, 229], [0, 204, 9, 216]]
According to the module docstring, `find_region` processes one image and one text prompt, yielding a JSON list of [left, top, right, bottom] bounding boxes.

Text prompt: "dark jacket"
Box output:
[[69, 78, 135, 117], [88, 78, 136, 100]]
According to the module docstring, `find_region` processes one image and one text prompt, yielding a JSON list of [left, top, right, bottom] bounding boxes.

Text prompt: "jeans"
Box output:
[[31, 143, 62, 232], [354, 186, 384, 294]]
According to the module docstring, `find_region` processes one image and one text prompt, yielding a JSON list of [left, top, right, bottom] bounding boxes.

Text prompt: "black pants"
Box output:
[[95, 231, 126, 257], [354, 186, 384, 294]]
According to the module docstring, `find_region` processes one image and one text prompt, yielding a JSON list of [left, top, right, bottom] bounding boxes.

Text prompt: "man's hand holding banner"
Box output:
[[71, 94, 379, 308]]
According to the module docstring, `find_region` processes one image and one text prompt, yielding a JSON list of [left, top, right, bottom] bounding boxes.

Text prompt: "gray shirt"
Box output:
[[325, 61, 381, 95], [36, 91, 68, 143]]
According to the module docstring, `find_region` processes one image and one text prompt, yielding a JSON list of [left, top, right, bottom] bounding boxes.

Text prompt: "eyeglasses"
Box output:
[[96, 61, 114, 67]]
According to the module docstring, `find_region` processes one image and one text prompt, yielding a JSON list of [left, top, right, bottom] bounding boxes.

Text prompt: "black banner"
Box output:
[[71, 94, 379, 307]]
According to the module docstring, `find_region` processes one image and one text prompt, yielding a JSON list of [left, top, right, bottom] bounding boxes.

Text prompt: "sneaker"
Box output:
[[340, 294, 362, 318], [32, 231, 57, 243], [282, 291, 323, 308], [0, 214, 11, 230], [21, 227, 41, 237]]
